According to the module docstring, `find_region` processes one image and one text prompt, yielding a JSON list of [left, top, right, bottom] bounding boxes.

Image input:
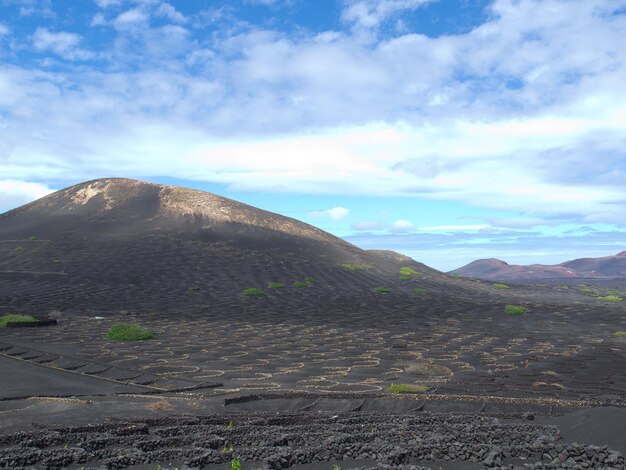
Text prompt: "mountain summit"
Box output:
[[0, 178, 441, 313]]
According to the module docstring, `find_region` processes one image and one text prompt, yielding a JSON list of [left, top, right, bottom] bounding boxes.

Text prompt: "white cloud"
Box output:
[[113, 8, 148, 28], [352, 220, 385, 231], [0, 24, 9, 36], [309, 207, 350, 221], [0, 180, 55, 211], [95, 0, 124, 8], [389, 219, 415, 232], [342, 0, 433, 29], [155, 3, 186, 23], [416, 225, 490, 232], [32, 27, 92, 60], [0, 0, 625, 225]]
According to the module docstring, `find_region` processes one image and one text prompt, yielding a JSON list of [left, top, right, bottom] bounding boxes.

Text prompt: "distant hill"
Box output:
[[450, 252, 626, 281]]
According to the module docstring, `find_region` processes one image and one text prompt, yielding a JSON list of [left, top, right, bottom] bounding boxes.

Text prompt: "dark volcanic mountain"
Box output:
[[0, 178, 448, 313], [450, 251, 626, 281]]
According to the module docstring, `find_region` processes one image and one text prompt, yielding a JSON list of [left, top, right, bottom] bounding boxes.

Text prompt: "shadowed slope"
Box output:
[[0, 178, 455, 313]]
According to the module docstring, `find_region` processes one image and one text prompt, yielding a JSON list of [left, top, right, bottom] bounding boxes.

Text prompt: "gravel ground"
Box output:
[[1, 412, 624, 469]]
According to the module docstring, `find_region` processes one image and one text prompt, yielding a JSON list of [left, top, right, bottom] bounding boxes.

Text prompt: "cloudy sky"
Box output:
[[1, 0, 625, 271]]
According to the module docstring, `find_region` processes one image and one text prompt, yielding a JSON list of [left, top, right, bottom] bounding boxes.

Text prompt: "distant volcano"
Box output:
[[0, 178, 444, 313], [450, 251, 626, 281]]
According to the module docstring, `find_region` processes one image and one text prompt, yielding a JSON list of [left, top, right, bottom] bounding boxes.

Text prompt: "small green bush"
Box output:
[[268, 282, 285, 289], [342, 263, 370, 272], [243, 288, 265, 297], [399, 266, 419, 280], [612, 331, 626, 337], [384, 383, 428, 394], [0, 314, 37, 327], [14, 246, 25, 254], [52, 259, 63, 264], [372, 287, 390, 294], [231, 458, 241, 470], [597, 295, 623, 302], [414, 288, 427, 294], [493, 283, 510, 289], [504, 305, 527, 315], [106, 323, 153, 341], [293, 281, 309, 288], [29, 236, 38, 240], [578, 286, 596, 294], [304, 276, 317, 284]]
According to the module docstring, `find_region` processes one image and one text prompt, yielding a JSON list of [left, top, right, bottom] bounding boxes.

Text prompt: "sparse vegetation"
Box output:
[[372, 287, 390, 294], [145, 400, 174, 412], [268, 282, 285, 289], [384, 383, 428, 394], [504, 305, 528, 315], [231, 458, 241, 470], [414, 288, 427, 294], [450, 273, 462, 278], [403, 362, 435, 376], [52, 259, 63, 264], [493, 283, 511, 289], [597, 295, 623, 302], [243, 288, 266, 297], [106, 323, 153, 341], [225, 420, 234, 430], [293, 281, 309, 288], [607, 289, 626, 296], [29, 236, 38, 240], [304, 276, 316, 284], [14, 246, 25, 254], [399, 266, 419, 280], [612, 331, 626, 337], [342, 263, 370, 272], [578, 286, 596, 294], [0, 314, 37, 327]]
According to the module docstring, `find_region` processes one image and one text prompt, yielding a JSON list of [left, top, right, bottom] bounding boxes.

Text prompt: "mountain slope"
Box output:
[[0, 178, 453, 313]]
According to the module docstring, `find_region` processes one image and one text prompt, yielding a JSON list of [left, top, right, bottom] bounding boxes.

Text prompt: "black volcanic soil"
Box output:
[[0, 179, 625, 469]]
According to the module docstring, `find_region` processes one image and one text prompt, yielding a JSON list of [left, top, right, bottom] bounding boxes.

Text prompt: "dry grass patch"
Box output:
[[145, 400, 174, 412]]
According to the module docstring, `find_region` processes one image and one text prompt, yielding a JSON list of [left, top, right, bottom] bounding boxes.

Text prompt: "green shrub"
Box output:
[[372, 286, 391, 294], [0, 314, 37, 327], [612, 331, 626, 337], [597, 295, 623, 302], [243, 288, 265, 297], [29, 236, 38, 240], [304, 276, 317, 284], [293, 281, 309, 288], [231, 458, 240, 470], [384, 383, 428, 393], [504, 305, 527, 315], [268, 282, 285, 289], [578, 286, 596, 294], [342, 263, 370, 272], [449, 273, 462, 278], [414, 288, 428, 294], [106, 323, 153, 341], [399, 266, 419, 280], [493, 283, 510, 289], [52, 259, 63, 264], [14, 246, 25, 254]]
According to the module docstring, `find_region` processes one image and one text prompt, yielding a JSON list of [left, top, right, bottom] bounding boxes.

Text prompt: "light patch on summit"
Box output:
[[70, 182, 115, 209]]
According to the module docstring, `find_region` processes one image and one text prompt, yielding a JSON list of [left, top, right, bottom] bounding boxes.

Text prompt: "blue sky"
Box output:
[[0, 0, 625, 271]]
